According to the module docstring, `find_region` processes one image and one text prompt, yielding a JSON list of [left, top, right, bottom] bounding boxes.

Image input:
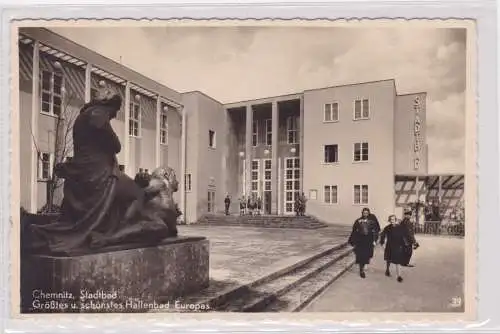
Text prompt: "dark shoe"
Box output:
[[385, 270, 391, 277], [405, 264, 415, 268], [397, 276, 403, 282], [360, 271, 366, 278]]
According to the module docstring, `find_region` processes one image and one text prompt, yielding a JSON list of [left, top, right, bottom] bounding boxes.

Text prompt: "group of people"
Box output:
[[294, 192, 307, 216], [237, 195, 263, 216], [348, 208, 420, 283]]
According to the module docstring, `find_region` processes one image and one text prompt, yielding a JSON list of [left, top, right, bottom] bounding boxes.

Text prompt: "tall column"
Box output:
[[271, 101, 279, 214], [277, 157, 282, 215], [30, 41, 40, 213], [245, 105, 253, 197], [299, 97, 305, 193], [123, 82, 131, 176], [180, 106, 187, 223], [84, 63, 92, 103], [155, 96, 161, 168]]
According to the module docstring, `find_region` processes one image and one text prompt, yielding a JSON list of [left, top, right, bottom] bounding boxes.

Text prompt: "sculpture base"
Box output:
[[21, 236, 209, 313]]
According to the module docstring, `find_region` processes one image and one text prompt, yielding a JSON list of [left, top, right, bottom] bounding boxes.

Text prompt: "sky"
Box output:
[[51, 26, 467, 174]]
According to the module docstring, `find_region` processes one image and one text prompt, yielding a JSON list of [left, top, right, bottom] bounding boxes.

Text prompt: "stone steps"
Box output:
[[152, 242, 353, 313], [262, 254, 355, 312], [196, 214, 329, 230], [216, 247, 354, 312]]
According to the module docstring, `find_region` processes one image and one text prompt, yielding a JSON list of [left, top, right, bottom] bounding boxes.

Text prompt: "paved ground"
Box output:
[[179, 225, 351, 285], [303, 235, 465, 313]]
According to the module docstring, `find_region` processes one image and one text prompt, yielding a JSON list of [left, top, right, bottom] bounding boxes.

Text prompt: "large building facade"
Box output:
[[18, 28, 436, 225]]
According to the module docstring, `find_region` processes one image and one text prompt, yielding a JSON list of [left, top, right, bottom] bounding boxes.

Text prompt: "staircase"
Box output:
[[196, 214, 329, 229], [155, 242, 354, 313]]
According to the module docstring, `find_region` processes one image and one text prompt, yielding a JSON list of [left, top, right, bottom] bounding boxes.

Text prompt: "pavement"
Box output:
[[178, 224, 351, 285], [302, 235, 465, 313]]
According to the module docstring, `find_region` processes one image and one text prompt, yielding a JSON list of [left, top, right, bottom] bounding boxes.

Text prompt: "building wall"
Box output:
[[394, 93, 428, 175], [182, 93, 200, 223], [302, 80, 397, 225], [182, 92, 227, 222]]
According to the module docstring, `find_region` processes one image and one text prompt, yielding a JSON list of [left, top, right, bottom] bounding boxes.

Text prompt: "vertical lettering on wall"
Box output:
[[413, 95, 422, 170]]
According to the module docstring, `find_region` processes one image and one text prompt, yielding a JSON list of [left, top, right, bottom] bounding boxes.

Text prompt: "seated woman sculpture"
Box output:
[[28, 88, 178, 255]]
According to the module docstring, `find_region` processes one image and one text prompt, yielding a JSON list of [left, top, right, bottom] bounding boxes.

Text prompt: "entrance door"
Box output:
[[284, 157, 300, 214], [264, 191, 272, 214]]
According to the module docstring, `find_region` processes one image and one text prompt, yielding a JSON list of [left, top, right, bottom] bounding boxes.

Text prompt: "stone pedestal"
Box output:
[[21, 236, 209, 313]]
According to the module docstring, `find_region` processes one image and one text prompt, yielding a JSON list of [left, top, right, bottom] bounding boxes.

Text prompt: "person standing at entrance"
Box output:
[[380, 214, 413, 282], [224, 195, 231, 216], [348, 208, 379, 278]]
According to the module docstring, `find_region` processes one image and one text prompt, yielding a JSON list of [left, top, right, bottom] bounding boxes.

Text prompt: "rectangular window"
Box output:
[[209, 130, 216, 148], [129, 100, 141, 137], [284, 157, 300, 214], [324, 185, 338, 204], [324, 102, 339, 122], [208, 190, 216, 213], [252, 120, 258, 147], [37, 152, 53, 180], [265, 119, 272, 146], [353, 142, 369, 162], [354, 99, 370, 120], [287, 116, 298, 144], [185, 173, 192, 192], [264, 159, 272, 192], [324, 144, 339, 163], [354, 184, 369, 205], [251, 159, 260, 196], [40, 70, 64, 116], [160, 105, 168, 145]]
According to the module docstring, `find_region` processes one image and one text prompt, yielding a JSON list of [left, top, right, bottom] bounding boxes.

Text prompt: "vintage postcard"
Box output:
[[10, 19, 477, 322]]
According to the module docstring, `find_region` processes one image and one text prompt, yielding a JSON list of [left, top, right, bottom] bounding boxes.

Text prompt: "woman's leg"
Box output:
[[385, 261, 391, 276], [396, 264, 403, 282], [359, 263, 366, 278]]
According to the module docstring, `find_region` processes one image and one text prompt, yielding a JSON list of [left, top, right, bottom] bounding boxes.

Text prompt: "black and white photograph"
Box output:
[[12, 20, 476, 318]]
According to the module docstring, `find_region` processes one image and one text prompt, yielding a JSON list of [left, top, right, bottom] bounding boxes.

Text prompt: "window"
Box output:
[[37, 152, 53, 180], [160, 105, 168, 145], [264, 159, 272, 191], [324, 185, 338, 204], [284, 157, 300, 213], [129, 100, 141, 137], [353, 142, 369, 162], [354, 99, 370, 120], [208, 190, 216, 213], [209, 130, 216, 148], [185, 173, 192, 192], [324, 102, 339, 122], [354, 184, 369, 205], [40, 71, 64, 116], [251, 160, 260, 197], [287, 116, 298, 144], [265, 119, 272, 146], [252, 120, 258, 147], [324, 144, 339, 163]]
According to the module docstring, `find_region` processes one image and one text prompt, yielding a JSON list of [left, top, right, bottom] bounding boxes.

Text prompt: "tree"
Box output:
[[31, 89, 80, 214]]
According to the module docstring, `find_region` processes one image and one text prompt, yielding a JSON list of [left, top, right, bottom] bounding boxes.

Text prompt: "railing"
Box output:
[[413, 221, 464, 237]]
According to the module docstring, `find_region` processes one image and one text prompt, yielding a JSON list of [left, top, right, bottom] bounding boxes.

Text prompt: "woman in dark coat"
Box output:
[[30, 87, 145, 254], [348, 208, 379, 278], [380, 214, 416, 282]]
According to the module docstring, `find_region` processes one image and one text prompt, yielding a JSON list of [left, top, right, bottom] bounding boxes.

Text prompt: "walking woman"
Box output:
[[380, 214, 417, 282], [348, 208, 379, 278]]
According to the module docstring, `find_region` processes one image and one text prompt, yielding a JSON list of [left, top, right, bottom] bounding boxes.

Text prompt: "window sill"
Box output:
[[129, 135, 143, 139], [353, 117, 371, 121], [352, 203, 370, 206], [322, 162, 340, 166], [160, 142, 168, 146], [323, 120, 339, 124], [352, 160, 369, 164], [208, 146, 217, 150], [323, 202, 339, 205], [40, 112, 60, 119]]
